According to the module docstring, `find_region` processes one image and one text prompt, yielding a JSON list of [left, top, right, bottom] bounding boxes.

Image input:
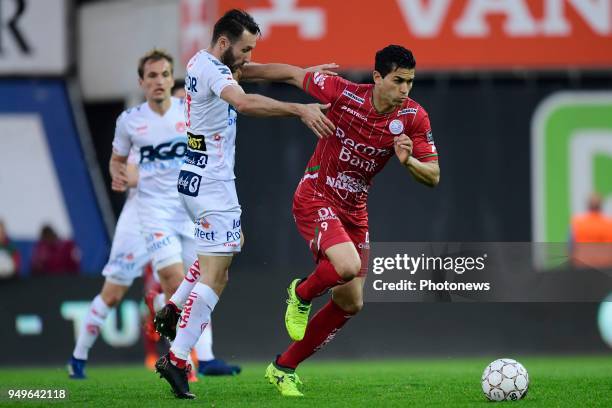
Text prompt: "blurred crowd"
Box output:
[[0, 221, 81, 279]]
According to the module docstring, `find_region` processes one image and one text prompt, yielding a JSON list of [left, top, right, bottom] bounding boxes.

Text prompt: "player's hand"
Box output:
[[299, 103, 335, 139], [305, 63, 339, 76], [394, 134, 413, 165], [110, 161, 129, 192]]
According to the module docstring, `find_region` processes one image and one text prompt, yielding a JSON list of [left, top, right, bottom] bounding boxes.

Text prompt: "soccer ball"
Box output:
[[481, 358, 529, 401]]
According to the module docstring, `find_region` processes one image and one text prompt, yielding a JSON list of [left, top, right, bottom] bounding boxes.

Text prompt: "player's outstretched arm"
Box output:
[[220, 85, 335, 138], [394, 134, 440, 187], [109, 153, 129, 192], [239, 63, 339, 88]]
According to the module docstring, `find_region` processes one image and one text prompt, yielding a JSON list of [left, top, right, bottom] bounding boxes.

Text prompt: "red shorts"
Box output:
[[292, 199, 370, 277]]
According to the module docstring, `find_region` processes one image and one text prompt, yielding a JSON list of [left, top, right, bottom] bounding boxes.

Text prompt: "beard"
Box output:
[[220, 47, 243, 73]]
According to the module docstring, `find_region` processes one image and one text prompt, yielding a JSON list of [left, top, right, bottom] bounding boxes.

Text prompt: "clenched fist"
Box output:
[[393, 134, 413, 165]]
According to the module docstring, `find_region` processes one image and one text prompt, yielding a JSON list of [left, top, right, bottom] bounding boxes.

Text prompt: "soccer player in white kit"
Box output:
[[68, 49, 236, 379], [68, 159, 237, 379], [152, 9, 336, 399]]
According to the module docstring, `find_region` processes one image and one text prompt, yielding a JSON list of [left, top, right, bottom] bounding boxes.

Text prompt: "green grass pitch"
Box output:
[[0, 356, 610, 407]]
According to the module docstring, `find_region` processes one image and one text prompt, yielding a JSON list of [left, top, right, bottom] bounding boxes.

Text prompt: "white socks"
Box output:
[[169, 260, 201, 309], [194, 320, 214, 361], [170, 283, 218, 360], [72, 288, 216, 363], [72, 295, 110, 360]]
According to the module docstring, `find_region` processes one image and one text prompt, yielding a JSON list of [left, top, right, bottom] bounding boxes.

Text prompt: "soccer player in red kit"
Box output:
[[261, 45, 440, 396]]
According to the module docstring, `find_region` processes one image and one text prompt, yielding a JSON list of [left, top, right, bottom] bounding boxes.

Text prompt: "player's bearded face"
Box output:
[[140, 59, 174, 103], [220, 46, 239, 72], [220, 31, 257, 73]]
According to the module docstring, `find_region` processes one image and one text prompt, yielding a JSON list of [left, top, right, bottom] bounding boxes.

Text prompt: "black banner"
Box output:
[[0, 276, 144, 366], [0, 273, 609, 366]]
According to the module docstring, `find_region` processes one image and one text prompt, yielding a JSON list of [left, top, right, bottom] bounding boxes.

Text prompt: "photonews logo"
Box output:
[[532, 92, 612, 267]]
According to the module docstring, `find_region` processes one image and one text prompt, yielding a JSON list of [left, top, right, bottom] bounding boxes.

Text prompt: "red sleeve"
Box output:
[[302, 72, 347, 104], [410, 113, 438, 162]]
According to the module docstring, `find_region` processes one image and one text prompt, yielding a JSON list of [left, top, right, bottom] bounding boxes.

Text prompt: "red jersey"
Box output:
[[294, 72, 438, 226]]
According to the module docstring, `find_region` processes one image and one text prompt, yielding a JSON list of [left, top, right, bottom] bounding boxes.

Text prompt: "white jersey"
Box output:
[[112, 97, 187, 208], [183, 50, 239, 181]]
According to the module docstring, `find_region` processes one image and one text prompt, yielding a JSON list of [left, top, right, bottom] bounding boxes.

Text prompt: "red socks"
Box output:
[[169, 351, 186, 369], [296, 260, 346, 302], [277, 300, 354, 369]]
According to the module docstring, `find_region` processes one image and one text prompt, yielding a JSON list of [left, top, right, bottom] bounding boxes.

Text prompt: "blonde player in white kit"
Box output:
[[152, 9, 336, 399], [109, 50, 193, 300]]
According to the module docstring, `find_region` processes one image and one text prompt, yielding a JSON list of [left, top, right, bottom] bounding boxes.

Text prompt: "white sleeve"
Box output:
[[202, 60, 238, 97], [111, 112, 131, 157]]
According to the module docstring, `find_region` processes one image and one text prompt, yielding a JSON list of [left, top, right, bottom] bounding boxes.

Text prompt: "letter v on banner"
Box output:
[[531, 92, 612, 269], [396, 0, 451, 37]]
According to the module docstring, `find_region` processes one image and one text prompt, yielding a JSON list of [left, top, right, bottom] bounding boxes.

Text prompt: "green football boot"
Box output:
[[265, 363, 304, 397], [284, 279, 312, 341]]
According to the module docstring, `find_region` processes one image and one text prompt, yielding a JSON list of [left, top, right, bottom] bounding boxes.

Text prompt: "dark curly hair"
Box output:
[[375, 45, 416, 78], [212, 9, 261, 44]]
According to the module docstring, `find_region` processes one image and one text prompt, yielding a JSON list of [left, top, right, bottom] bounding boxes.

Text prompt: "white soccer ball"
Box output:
[[481, 358, 529, 401]]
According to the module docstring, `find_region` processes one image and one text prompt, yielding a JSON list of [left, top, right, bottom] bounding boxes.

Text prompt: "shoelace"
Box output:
[[286, 298, 310, 314]]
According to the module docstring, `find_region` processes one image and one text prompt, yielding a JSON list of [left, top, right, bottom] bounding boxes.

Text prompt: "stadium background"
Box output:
[[1, 0, 611, 366]]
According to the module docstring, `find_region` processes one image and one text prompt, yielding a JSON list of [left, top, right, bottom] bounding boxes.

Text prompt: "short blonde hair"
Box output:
[[137, 48, 174, 79]]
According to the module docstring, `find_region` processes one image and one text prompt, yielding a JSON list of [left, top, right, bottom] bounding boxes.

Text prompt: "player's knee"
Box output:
[[208, 268, 229, 287], [100, 291, 122, 307], [346, 300, 364, 314], [335, 299, 364, 315], [333, 257, 362, 281], [215, 272, 229, 286]]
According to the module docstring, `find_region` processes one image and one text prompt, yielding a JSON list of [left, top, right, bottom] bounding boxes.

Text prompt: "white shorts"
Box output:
[[138, 197, 197, 270], [102, 196, 150, 286], [178, 172, 242, 254]]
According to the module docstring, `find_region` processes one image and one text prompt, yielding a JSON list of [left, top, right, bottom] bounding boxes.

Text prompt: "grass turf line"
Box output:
[[0, 355, 610, 407]]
